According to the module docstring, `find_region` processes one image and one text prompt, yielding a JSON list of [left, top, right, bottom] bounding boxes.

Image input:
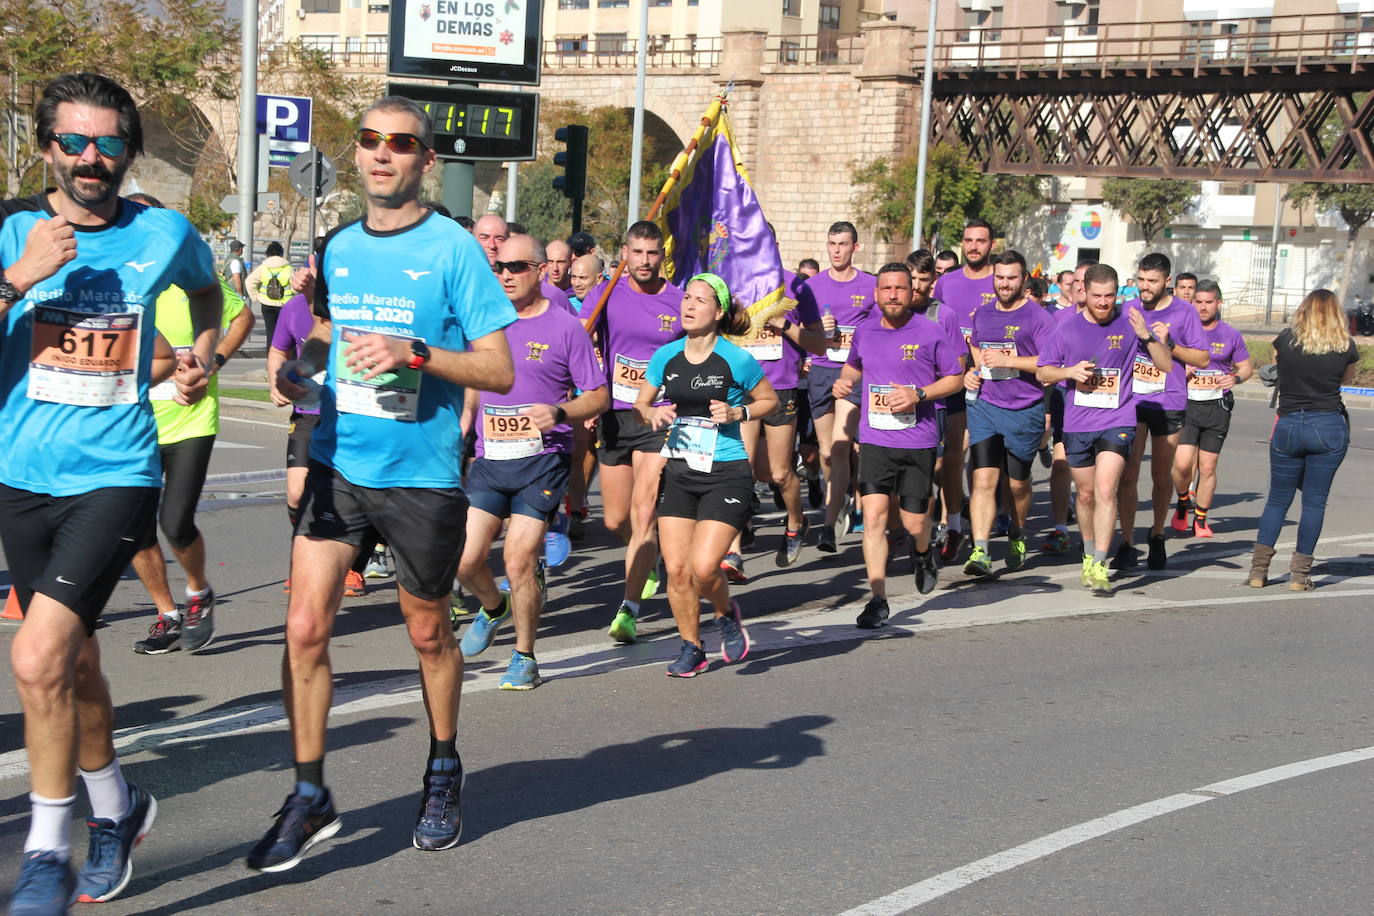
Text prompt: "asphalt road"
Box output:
[[1, 391, 1372, 915]]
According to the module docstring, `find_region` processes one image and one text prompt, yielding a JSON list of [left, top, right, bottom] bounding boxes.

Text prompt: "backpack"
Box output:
[[264, 267, 288, 301]]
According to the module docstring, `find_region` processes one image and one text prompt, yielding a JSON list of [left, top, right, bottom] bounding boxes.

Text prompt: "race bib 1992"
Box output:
[[482, 404, 543, 459]]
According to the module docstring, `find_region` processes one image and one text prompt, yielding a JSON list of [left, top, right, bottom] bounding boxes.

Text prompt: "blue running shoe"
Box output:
[[74, 781, 156, 903], [716, 600, 750, 663], [544, 529, 571, 569], [246, 788, 341, 873], [8, 850, 74, 916], [412, 762, 464, 851], [498, 650, 543, 690], [666, 640, 708, 678], [459, 596, 510, 658]]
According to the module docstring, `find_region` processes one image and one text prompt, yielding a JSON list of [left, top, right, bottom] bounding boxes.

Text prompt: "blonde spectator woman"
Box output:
[[1247, 289, 1358, 589]]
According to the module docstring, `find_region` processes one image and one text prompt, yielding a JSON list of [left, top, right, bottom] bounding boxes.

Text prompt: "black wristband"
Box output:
[[780, 319, 792, 333], [554, 406, 568, 424]]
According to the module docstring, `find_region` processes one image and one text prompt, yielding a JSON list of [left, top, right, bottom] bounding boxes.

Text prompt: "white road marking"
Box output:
[[836, 745, 1374, 915], [0, 556, 1369, 782], [212, 440, 264, 450], [219, 414, 289, 430]]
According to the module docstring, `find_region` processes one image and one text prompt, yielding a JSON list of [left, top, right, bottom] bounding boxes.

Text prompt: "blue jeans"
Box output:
[[1256, 410, 1349, 554]]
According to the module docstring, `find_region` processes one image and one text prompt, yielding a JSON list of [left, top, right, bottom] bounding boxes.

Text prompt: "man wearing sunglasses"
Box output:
[[0, 73, 221, 913], [255, 96, 515, 873]]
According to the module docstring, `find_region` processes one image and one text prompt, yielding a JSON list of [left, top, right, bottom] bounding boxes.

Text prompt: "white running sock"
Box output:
[[25, 793, 75, 857], [81, 759, 130, 822], [186, 585, 210, 600]]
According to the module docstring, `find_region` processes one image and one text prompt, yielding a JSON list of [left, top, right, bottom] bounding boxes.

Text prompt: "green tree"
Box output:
[[515, 161, 572, 243], [1101, 177, 1199, 246], [850, 143, 1044, 249], [1285, 183, 1374, 302]]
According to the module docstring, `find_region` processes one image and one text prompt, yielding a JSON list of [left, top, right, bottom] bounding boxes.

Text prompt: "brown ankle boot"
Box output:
[[1246, 543, 1276, 588], [1289, 552, 1314, 591]]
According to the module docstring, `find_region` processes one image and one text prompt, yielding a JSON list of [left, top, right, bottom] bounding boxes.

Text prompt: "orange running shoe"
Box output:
[[344, 570, 365, 597]]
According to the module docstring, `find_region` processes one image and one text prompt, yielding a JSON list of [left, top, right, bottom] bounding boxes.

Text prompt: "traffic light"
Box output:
[[553, 125, 589, 201]]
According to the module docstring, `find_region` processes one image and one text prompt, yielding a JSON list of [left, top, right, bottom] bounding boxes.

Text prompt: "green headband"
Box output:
[[689, 272, 731, 313]]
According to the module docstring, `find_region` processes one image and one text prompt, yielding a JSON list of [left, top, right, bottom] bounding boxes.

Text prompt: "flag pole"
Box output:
[[582, 94, 728, 333]]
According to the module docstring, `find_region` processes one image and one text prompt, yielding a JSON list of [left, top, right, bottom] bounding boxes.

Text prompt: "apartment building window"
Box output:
[[957, 8, 1002, 43], [300, 0, 339, 13], [1337, 14, 1374, 53], [782, 0, 800, 16], [1058, 1, 1098, 37], [556, 34, 589, 52], [367, 1, 388, 11], [598, 0, 629, 7], [595, 32, 630, 52], [363, 33, 387, 53], [558, 0, 590, 8], [819, 3, 840, 29], [651, 0, 673, 6], [780, 39, 800, 62]]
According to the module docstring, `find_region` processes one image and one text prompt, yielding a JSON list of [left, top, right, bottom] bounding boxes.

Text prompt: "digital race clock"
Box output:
[[387, 82, 539, 162]]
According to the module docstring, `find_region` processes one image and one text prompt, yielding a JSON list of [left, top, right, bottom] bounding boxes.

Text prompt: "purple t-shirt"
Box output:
[[845, 313, 962, 449], [542, 280, 575, 315], [802, 268, 874, 369], [1040, 307, 1151, 433], [933, 269, 996, 343], [585, 276, 684, 409], [743, 270, 822, 392], [474, 303, 604, 459], [971, 300, 1055, 409], [271, 293, 321, 416], [1123, 295, 1205, 411], [1188, 319, 1251, 402]]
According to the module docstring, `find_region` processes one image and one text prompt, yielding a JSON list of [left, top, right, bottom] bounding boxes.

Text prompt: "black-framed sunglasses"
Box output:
[[493, 260, 540, 275], [356, 128, 429, 154], [51, 133, 127, 157]]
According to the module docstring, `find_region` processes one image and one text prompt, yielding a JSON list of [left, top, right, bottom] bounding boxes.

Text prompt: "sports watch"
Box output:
[[407, 339, 431, 370], [0, 275, 21, 305]]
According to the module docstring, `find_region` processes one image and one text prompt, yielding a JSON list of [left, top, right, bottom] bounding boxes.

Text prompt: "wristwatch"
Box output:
[[915, 387, 927, 402], [0, 275, 21, 305], [780, 319, 793, 333], [213, 353, 227, 369], [407, 339, 431, 370]]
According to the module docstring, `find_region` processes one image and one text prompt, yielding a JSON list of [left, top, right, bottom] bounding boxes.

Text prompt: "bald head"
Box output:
[[545, 239, 572, 289], [472, 213, 508, 266], [569, 252, 603, 301]]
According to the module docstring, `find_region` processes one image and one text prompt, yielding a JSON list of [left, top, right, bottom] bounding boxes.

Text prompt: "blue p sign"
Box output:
[[256, 94, 313, 143]]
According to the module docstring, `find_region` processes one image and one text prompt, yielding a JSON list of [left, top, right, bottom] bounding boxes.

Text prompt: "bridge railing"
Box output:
[[540, 36, 721, 70], [764, 32, 865, 67], [917, 14, 1372, 76]]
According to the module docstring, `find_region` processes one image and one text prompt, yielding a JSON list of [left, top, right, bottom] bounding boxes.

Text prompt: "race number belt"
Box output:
[[1132, 354, 1165, 395], [333, 326, 422, 422], [28, 306, 141, 407], [660, 415, 718, 472], [1076, 366, 1122, 409], [612, 354, 648, 404], [867, 384, 918, 431], [482, 404, 543, 459]]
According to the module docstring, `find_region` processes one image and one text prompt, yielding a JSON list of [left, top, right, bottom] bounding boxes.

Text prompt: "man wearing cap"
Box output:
[[224, 239, 246, 297]]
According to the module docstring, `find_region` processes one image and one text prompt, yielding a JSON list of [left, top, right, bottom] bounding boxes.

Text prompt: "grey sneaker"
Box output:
[[134, 615, 182, 655], [181, 588, 215, 652]]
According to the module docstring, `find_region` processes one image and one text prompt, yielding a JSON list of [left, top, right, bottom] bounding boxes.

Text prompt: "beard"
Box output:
[[53, 158, 128, 211]]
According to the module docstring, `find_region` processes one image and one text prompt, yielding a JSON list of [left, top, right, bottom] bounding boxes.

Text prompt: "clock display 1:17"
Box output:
[[386, 82, 539, 162]]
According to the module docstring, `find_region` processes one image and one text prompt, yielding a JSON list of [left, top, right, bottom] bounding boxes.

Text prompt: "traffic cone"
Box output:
[[2, 588, 22, 620]]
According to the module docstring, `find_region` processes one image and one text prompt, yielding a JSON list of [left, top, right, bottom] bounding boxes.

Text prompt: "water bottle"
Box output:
[[286, 367, 323, 410], [823, 304, 836, 339]]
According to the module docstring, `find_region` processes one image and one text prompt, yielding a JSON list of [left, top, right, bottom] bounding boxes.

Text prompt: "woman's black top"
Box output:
[[1274, 327, 1358, 415]]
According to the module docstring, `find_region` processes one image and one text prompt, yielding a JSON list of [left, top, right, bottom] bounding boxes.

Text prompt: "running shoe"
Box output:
[[364, 547, 391, 578], [806, 475, 823, 509], [855, 596, 889, 629], [771, 483, 786, 511], [1146, 533, 1168, 570], [816, 525, 837, 554], [1005, 536, 1028, 572], [666, 640, 708, 678], [74, 782, 156, 903], [740, 522, 756, 551], [1037, 444, 1052, 468], [1109, 541, 1139, 570], [1086, 559, 1112, 594], [245, 788, 341, 873], [720, 552, 747, 583], [933, 522, 949, 550], [608, 603, 637, 644], [498, 651, 543, 690], [838, 499, 854, 537], [889, 527, 910, 552], [449, 585, 468, 631], [544, 519, 572, 569], [568, 511, 585, 542], [1170, 503, 1191, 533], [850, 508, 864, 534], [282, 578, 291, 594], [717, 600, 750, 663], [343, 570, 365, 597], [8, 850, 74, 916], [497, 576, 510, 594], [640, 561, 662, 601], [991, 514, 1010, 538], [1080, 555, 1093, 587], [412, 764, 464, 851], [1193, 519, 1214, 538], [963, 545, 993, 578], [182, 588, 215, 652], [914, 549, 939, 595], [133, 615, 182, 655], [1042, 529, 1072, 552], [460, 595, 511, 658], [775, 517, 809, 568], [938, 529, 966, 565]]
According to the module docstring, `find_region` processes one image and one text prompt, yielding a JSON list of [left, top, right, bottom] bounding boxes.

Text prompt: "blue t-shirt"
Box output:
[[0, 200, 215, 495], [309, 212, 516, 488], [646, 336, 764, 463]]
